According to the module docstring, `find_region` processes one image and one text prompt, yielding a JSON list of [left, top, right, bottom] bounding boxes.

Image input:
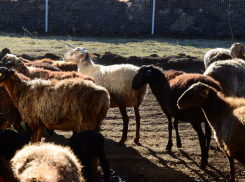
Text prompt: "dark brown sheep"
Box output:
[[0, 67, 110, 143], [177, 82, 245, 182], [132, 65, 222, 168]]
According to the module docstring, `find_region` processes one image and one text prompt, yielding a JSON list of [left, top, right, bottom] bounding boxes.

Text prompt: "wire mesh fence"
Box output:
[[0, 0, 244, 38]]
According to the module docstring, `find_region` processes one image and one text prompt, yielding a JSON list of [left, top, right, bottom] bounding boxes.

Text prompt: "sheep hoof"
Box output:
[[134, 138, 139, 143], [177, 144, 182, 148], [166, 144, 173, 151], [200, 161, 207, 169], [119, 138, 126, 145]]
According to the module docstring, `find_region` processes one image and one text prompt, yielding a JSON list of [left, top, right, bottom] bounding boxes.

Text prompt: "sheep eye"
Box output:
[[0, 73, 2, 76]]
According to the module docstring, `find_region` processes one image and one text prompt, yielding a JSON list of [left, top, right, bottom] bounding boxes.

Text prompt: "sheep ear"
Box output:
[[200, 89, 209, 98], [88, 53, 97, 58], [145, 69, 152, 77]]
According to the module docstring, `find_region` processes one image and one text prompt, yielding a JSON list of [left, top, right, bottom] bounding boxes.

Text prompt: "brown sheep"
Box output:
[[0, 67, 110, 143], [0, 54, 94, 82], [11, 143, 84, 182], [177, 82, 245, 182], [34, 58, 77, 71], [132, 65, 222, 168], [0, 54, 95, 139]]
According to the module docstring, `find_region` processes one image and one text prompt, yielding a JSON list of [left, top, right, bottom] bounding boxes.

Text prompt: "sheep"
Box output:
[[177, 82, 245, 182], [63, 47, 148, 144], [11, 143, 84, 182], [1, 54, 95, 83], [132, 65, 222, 168], [206, 52, 232, 68], [33, 58, 78, 71], [204, 48, 231, 69], [230, 42, 245, 59], [69, 130, 110, 182], [0, 67, 110, 143], [204, 59, 245, 97], [0, 76, 32, 140], [0, 54, 95, 139], [0, 112, 10, 129], [0, 157, 19, 182], [0, 129, 28, 160]]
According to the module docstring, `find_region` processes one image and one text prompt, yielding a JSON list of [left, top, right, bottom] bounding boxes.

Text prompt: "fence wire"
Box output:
[[0, 0, 244, 38]]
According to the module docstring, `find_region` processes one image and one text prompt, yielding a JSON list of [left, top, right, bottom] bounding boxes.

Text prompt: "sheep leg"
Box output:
[[134, 106, 140, 143], [173, 119, 182, 148], [92, 156, 98, 179], [30, 125, 38, 143], [227, 155, 235, 182], [166, 114, 173, 151], [192, 124, 208, 169], [37, 125, 45, 142], [98, 149, 110, 182], [119, 106, 129, 144], [204, 121, 211, 158]]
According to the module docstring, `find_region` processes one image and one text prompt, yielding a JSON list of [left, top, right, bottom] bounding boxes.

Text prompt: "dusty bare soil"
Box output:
[[9, 52, 245, 182]]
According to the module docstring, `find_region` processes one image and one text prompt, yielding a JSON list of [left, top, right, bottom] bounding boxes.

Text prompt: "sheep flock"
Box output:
[[0, 42, 245, 182]]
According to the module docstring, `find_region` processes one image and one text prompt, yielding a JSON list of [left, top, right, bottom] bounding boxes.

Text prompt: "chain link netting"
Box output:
[[0, 0, 244, 38]]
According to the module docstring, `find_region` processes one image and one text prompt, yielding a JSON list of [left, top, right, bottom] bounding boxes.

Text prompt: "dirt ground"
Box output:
[[8, 51, 245, 182]]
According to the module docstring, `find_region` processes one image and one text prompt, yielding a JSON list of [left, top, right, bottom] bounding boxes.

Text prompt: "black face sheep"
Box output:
[[132, 65, 222, 168], [0, 156, 19, 182], [204, 48, 231, 69], [63, 47, 148, 144], [69, 130, 110, 182], [11, 143, 84, 182], [0, 67, 110, 143], [0, 129, 28, 161], [204, 59, 245, 97], [177, 82, 245, 182]]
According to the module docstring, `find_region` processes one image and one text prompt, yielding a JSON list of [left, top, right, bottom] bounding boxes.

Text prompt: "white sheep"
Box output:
[[204, 59, 245, 97], [203, 48, 231, 69], [63, 47, 148, 144], [11, 143, 84, 182]]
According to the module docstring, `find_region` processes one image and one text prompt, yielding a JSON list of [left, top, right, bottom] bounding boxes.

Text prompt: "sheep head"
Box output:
[[0, 54, 22, 69], [177, 82, 210, 109], [132, 65, 153, 90], [63, 47, 96, 65], [230, 43, 245, 59]]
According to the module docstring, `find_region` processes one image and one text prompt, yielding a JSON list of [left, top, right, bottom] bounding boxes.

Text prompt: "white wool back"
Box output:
[[204, 59, 245, 97], [78, 62, 147, 107]]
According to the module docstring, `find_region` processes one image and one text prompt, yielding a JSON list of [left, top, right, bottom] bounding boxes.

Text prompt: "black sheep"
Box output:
[[132, 65, 222, 168], [69, 130, 110, 182], [0, 129, 28, 160], [0, 157, 19, 182]]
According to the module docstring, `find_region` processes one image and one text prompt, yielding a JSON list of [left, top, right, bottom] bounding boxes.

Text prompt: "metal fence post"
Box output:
[[151, 0, 156, 35], [45, 0, 48, 32]]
